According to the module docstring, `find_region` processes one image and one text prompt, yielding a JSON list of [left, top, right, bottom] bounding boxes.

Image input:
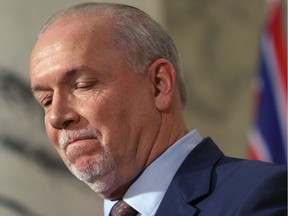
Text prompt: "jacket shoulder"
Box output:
[[201, 156, 287, 215]]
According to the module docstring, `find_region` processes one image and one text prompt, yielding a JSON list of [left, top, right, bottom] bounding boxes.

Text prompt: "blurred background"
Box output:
[[0, 0, 286, 215]]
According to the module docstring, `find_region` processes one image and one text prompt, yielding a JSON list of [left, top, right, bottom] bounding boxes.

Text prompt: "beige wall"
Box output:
[[0, 1, 267, 215], [166, 0, 266, 157]]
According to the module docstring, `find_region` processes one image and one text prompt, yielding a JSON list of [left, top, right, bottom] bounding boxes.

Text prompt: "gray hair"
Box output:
[[40, 2, 187, 106]]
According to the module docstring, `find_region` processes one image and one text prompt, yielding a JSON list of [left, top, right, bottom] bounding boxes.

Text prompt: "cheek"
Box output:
[[85, 96, 131, 143], [82, 92, 125, 124]]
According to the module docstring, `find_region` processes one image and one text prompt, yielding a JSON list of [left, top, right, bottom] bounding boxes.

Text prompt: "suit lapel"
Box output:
[[155, 138, 224, 216]]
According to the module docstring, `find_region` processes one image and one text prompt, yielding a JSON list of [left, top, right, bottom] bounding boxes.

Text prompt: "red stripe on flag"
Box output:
[[268, 1, 286, 97], [248, 145, 259, 161]]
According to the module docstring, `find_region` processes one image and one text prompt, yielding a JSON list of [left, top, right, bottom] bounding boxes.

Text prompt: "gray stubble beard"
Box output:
[[59, 128, 117, 193], [69, 150, 116, 193]]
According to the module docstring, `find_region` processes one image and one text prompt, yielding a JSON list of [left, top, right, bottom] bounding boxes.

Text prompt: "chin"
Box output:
[[67, 155, 117, 193], [86, 171, 116, 194]]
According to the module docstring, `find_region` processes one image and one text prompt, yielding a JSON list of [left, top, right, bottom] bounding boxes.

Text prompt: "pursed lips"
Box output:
[[63, 136, 97, 152]]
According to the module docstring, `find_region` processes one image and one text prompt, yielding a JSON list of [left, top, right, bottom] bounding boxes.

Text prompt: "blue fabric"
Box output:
[[155, 137, 287, 215]]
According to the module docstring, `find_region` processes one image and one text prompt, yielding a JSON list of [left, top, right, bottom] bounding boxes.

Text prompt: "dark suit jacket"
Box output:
[[155, 137, 287, 216]]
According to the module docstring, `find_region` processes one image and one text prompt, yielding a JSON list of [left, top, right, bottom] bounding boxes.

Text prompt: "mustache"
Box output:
[[59, 129, 101, 150]]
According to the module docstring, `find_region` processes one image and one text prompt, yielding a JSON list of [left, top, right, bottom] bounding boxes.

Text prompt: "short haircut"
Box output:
[[40, 3, 187, 106]]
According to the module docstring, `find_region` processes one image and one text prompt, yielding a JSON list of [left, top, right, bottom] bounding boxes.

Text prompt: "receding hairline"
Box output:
[[39, 3, 141, 36], [37, 2, 187, 107]]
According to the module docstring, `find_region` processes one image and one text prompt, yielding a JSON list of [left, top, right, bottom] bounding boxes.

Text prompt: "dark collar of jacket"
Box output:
[[155, 137, 224, 215]]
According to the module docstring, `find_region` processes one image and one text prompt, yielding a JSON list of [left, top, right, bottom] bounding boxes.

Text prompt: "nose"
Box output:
[[47, 95, 80, 129]]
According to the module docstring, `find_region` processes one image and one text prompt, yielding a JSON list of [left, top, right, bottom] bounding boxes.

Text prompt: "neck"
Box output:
[[144, 111, 188, 168]]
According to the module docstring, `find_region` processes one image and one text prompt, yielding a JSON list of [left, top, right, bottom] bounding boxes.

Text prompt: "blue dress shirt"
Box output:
[[104, 130, 202, 216]]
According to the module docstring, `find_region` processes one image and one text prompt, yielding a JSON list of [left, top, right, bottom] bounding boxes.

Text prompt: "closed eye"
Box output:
[[41, 98, 52, 108], [75, 82, 97, 90]]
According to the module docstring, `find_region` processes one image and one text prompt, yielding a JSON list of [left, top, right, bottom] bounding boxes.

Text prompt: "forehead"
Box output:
[[30, 14, 115, 77], [32, 14, 114, 56]]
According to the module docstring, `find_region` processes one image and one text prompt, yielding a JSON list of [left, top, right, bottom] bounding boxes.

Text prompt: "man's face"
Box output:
[[30, 15, 161, 199]]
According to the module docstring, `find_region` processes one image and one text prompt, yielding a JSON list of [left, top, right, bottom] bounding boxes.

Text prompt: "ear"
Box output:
[[147, 58, 176, 111]]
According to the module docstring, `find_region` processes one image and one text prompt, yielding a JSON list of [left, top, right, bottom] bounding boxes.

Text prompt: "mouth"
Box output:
[[59, 129, 101, 152], [64, 137, 100, 163], [64, 136, 98, 152]]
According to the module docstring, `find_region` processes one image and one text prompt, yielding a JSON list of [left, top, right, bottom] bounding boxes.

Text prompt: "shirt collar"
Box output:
[[104, 130, 202, 216]]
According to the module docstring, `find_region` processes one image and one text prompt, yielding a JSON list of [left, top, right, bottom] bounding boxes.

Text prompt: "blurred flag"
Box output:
[[247, 0, 287, 165]]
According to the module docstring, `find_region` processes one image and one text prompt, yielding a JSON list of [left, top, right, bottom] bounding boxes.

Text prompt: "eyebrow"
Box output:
[[31, 66, 93, 95]]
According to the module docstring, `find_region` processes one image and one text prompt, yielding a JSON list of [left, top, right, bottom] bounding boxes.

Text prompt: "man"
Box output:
[[30, 2, 287, 216]]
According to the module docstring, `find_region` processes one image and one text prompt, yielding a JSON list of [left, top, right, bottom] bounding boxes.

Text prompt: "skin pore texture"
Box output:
[[30, 13, 188, 200]]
